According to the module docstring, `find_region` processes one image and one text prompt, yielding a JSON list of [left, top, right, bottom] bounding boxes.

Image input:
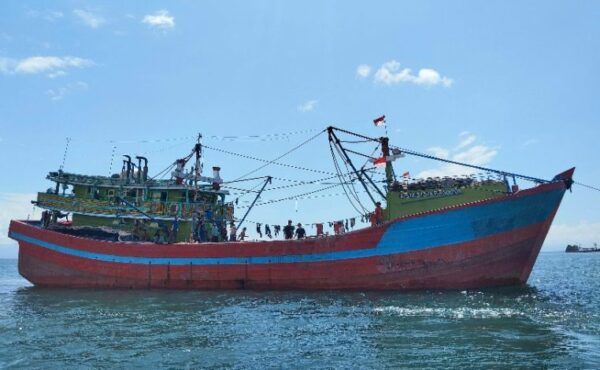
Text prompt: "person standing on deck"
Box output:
[[197, 216, 206, 242], [295, 223, 306, 239], [220, 222, 227, 242], [374, 202, 384, 226], [283, 220, 295, 240], [191, 212, 199, 242], [170, 216, 179, 243], [204, 220, 213, 242], [211, 222, 220, 242], [239, 227, 247, 241], [229, 222, 237, 242]]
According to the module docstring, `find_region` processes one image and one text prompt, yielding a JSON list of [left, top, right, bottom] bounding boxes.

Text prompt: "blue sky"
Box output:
[[1, 1, 599, 257]]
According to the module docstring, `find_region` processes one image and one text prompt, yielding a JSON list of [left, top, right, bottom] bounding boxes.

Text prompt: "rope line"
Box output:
[[333, 142, 370, 212], [328, 126, 550, 184], [329, 141, 368, 214], [203, 145, 335, 176], [59, 137, 71, 170], [237, 183, 344, 208], [233, 129, 327, 181], [64, 128, 321, 145], [107, 145, 117, 176], [574, 181, 600, 192]]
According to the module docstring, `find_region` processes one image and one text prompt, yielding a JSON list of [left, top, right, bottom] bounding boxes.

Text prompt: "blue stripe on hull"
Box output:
[[10, 188, 564, 265], [377, 188, 564, 253]]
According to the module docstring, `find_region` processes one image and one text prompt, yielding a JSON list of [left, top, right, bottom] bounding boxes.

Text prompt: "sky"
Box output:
[[1, 1, 599, 257]]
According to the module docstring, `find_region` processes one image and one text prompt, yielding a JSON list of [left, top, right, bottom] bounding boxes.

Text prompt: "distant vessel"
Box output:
[[565, 244, 600, 253], [8, 126, 575, 290]]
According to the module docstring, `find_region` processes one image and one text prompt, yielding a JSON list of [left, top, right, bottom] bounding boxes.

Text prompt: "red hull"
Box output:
[[9, 178, 569, 290]]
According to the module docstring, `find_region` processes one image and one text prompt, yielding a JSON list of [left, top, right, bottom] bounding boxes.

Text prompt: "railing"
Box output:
[[36, 192, 234, 220]]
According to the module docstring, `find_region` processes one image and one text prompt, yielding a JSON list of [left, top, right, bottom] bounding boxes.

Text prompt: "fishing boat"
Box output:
[[565, 244, 600, 253], [8, 126, 574, 290]]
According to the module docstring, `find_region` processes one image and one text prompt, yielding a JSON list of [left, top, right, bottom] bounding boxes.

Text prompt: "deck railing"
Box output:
[[36, 192, 233, 220]]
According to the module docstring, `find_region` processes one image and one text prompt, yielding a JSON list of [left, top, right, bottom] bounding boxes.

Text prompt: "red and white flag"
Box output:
[[373, 115, 386, 126], [371, 156, 387, 167], [402, 171, 410, 178]]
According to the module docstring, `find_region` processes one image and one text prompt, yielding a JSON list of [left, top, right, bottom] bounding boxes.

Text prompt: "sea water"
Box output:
[[0, 253, 598, 369]]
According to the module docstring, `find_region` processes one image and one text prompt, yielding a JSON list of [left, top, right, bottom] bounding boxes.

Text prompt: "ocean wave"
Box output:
[[373, 305, 524, 319]]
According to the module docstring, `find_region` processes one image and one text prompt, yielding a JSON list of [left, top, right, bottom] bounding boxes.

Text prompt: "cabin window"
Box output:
[[160, 191, 167, 202], [108, 189, 115, 197]]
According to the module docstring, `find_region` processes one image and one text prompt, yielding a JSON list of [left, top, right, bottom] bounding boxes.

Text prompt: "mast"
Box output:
[[380, 136, 395, 187], [194, 133, 202, 187]]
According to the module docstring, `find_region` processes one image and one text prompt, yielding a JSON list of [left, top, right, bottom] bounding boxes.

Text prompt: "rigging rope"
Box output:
[[203, 144, 336, 176], [329, 141, 369, 214], [107, 145, 117, 176], [84, 128, 321, 145], [223, 173, 361, 195], [332, 142, 370, 212], [203, 131, 335, 178], [150, 162, 176, 180], [233, 129, 327, 181], [391, 145, 549, 184], [236, 183, 344, 208], [574, 181, 600, 193], [328, 126, 550, 184], [59, 137, 71, 170]]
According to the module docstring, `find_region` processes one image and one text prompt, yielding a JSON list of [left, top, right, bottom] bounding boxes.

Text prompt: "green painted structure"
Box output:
[[35, 144, 234, 243]]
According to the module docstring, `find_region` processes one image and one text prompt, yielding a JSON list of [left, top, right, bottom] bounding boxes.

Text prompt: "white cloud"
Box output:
[[373, 60, 453, 87], [453, 145, 497, 166], [455, 132, 476, 150], [46, 81, 88, 101], [356, 64, 371, 78], [545, 221, 600, 251], [418, 132, 497, 178], [16, 56, 92, 74], [48, 70, 66, 79], [522, 138, 539, 147], [297, 99, 318, 112], [0, 57, 10, 74], [0, 56, 93, 77], [27, 9, 64, 22], [427, 146, 450, 159], [413, 68, 453, 87], [0, 193, 37, 247], [73, 9, 105, 29], [142, 10, 175, 29]]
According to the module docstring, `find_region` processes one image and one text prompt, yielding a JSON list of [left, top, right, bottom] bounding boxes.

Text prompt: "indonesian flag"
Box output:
[[373, 115, 386, 126], [402, 171, 410, 178], [371, 156, 387, 167], [370, 154, 402, 167]]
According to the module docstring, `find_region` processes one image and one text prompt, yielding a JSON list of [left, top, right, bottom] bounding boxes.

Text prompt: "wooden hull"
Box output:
[[8, 179, 569, 290]]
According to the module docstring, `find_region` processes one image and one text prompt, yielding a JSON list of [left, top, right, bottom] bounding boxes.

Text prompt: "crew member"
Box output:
[[229, 222, 237, 242], [283, 220, 295, 240], [211, 222, 220, 242], [295, 223, 306, 239], [374, 202, 383, 225]]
